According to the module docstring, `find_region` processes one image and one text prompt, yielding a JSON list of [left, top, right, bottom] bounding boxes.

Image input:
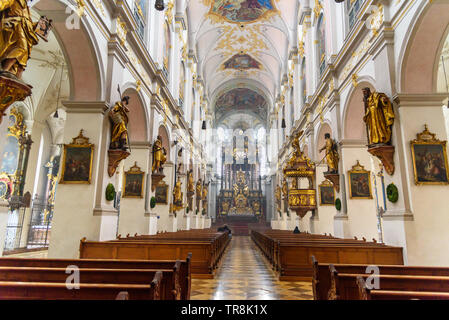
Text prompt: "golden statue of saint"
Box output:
[[152, 136, 166, 173], [109, 96, 130, 151], [275, 185, 281, 204], [173, 180, 182, 204], [196, 179, 202, 196], [319, 133, 339, 173], [202, 183, 208, 200], [187, 170, 194, 193], [362, 88, 395, 145], [0, 0, 40, 79], [282, 179, 288, 198]]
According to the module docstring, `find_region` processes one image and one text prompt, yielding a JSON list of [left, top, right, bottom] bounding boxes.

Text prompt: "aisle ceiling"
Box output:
[[186, 0, 299, 129]]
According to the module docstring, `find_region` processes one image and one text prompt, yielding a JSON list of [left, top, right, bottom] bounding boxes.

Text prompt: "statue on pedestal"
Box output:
[[107, 95, 131, 177], [319, 133, 339, 174], [187, 169, 194, 193], [152, 136, 167, 173], [0, 0, 52, 123], [362, 88, 396, 175], [173, 180, 182, 205], [0, 0, 39, 79]]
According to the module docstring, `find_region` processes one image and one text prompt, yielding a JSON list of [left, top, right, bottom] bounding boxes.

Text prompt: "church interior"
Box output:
[[0, 0, 448, 302]]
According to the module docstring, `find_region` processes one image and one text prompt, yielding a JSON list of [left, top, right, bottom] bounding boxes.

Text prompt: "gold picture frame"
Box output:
[[347, 160, 373, 199], [410, 125, 449, 185], [123, 162, 145, 198], [155, 181, 169, 204], [60, 130, 94, 184], [319, 179, 335, 206]]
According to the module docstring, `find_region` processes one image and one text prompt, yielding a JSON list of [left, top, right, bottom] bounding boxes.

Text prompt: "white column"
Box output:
[[0, 200, 9, 256], [48, 101, 118, 259]]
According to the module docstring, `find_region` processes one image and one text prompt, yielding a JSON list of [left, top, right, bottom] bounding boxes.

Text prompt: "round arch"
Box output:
[[122, 86, 149, 143], [342, 79, 376, 141], [157, 124, 171, 162], [399, 1, 449, 94]]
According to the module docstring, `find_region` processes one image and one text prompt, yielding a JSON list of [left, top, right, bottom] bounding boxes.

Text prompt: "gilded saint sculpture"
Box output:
[[282, 179, 288, 199], [152, 136, 167, 173], [362, 88, 396, 175], [275, 184, 281, 208], [319, 133, 339, 174], [196, 179, 202, 198], [0, 0, 39, 79], [173, 180, 182, 205], [362, 88, 395, 146], [107, 95, 131, 177], [109, 96, 130, 151], [187, 169, 194, 192], [0, 0, 52, 123]]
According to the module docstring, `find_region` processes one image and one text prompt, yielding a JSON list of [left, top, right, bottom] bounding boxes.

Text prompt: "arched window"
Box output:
[[317, 13, 326, 76], [133, 0, 147, 40], [346, 0, 364, 31], [190, 88, 195, 128], [179, 62, 186, 107], [290, 87, 294, 126], [163, 22, 171, 80], [301, 57, 307, 104]]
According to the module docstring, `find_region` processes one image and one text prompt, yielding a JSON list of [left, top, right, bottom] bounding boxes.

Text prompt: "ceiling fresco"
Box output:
[[221, 53, 262, 71], [215, 88, 268, 122], [206, 0, 278, 24]]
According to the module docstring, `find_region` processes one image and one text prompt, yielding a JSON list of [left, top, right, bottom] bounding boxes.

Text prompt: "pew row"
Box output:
[[357, 276, 449, 300], [0, 271, 163, 300], [312, 256, 449, 300], [0, 255, 191, 300], [79, 229, 230, 279], [251, 230, 403, 281]]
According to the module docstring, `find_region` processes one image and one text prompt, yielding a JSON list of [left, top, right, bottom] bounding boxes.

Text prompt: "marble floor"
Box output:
[[191, 236, 313, 300]]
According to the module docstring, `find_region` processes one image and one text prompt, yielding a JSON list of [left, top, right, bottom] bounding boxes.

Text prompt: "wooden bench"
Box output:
[[0, 254, 192, 300], [329, 265, 449, 300], [80, 231, 230, 279], [357, 276, 449, 300], [0, 271, 163, 300], [312, 256, 449, 300], [251, 230, 403, 281]]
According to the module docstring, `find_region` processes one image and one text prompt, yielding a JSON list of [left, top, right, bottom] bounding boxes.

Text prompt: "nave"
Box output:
[[190, 236, 313, 300]]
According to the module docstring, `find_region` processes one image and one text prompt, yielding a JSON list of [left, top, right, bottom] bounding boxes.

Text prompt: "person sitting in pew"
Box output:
[[293, 226, 301, 234]]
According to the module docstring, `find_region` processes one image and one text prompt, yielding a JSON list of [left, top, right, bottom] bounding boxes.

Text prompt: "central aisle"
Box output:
[[191, 236, 313, 300]]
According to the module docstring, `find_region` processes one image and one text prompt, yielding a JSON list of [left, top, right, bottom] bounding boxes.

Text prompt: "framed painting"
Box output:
[[60, 130, 94, 184], [155, 181, 169, 204], [411, 125, 449, 185], [319, 180, 335, 206], [123, 162, 145, 198], [348, 160, 372, 199]]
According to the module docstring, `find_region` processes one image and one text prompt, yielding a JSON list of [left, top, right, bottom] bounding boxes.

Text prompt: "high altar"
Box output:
[[216, 136, 264, 223]]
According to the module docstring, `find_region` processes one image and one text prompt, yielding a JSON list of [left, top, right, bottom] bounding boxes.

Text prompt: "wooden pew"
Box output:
[[80, 231, 229, 279], [251, 230, 403, 281], [0, 271, 163, 300], [0, 255, 192, 300], [356, 276, 449, 300], [329, 265, 449, 300], [312, 256, 449, 300]]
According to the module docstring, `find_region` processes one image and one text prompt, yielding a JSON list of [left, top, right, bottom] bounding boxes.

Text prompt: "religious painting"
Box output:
[[319, 180, 335, 206], [34, 16, 53, 42], [348, 161, 372, 199], [215, 88, 267, 121], [123, 162, 145, 198], [155, 181, 169, 204], [411, 125, 449, 185], [60, 130, 94, 184], [208, 0, 277, 24], [222, 54, 262, 71]]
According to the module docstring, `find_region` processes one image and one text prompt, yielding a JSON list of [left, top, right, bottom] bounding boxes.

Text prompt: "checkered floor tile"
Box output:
[[191, 236, 313, 300]]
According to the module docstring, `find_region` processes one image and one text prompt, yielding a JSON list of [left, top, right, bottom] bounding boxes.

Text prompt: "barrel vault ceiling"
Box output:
[[186, 0, 299, 130]]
